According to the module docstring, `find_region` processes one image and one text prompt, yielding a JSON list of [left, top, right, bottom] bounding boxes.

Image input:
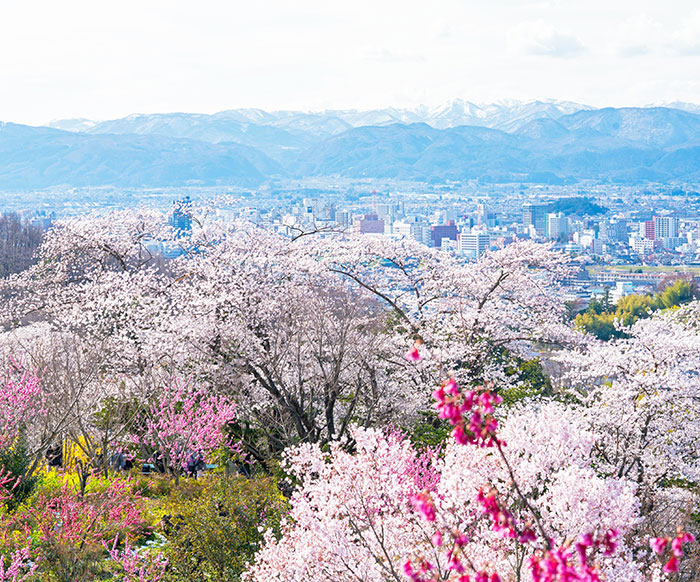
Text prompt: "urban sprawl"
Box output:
[[7, 179, 700, 308]]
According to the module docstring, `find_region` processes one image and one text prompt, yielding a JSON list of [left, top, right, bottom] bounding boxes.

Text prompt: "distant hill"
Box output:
[[293, 123, 533, 181], [557, 107, 700, 148], [2, 102, 698, 189], [78, 112, 332, 165], [46, 99, 591, 166], [550, 197, 608, 216], [0, 122, 282, 189], [292, 108, 700, 183], [50, 98, 590, 141]]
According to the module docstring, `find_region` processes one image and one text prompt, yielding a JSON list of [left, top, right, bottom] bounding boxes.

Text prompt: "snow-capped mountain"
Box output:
[[47, 98, 594, 138], [18, 100, 700, 189]]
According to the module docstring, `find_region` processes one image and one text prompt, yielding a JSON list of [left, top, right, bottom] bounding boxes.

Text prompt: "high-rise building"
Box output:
[[644, 220, 655, 240], [612, 220, 628, 242], [654, 216, 679, 240], [460, 233, 490, 259], [170, 196, 192, 234], [392, 221, 412, 238], [335, 210, 351, 228], [477, 204, 498, 228], [546, 212, 568, 239], [523, 203, 549, 237]]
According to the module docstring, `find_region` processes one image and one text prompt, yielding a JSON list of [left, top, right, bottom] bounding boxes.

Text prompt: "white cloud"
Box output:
[[670, 8, 700, 55], [614, 14, 663, 57], [0, 0, 699, 124], [511, 22, 586, 58], [364, 49, 426, 63]]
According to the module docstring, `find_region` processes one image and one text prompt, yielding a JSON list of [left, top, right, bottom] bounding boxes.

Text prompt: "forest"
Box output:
[[0, 204, 697, 582]]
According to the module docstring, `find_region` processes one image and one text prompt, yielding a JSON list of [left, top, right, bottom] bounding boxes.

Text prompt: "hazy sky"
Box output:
[[2, 0, 700, 125]]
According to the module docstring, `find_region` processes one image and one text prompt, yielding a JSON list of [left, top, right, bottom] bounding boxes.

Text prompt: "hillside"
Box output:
[[2, 104, 700, 189], [0, 122, 282, 189]]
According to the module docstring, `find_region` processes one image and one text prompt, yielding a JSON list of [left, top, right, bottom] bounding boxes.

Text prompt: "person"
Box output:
[[152, 450, 165, 473], [45, 443, 63, 472], [187, 450, 206, 479], [110, 450, 126, 471]]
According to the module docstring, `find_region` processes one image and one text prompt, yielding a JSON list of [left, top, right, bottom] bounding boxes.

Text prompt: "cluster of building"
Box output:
[[9, 180, 700, 310], [275, 198, 498, 259], [270, 196, 700, 267], [520, 203, 700, 264], [262, 191, 700, 308]]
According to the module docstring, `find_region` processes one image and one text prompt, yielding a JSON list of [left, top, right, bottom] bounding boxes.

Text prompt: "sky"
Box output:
[[2, 0, 700, 125]]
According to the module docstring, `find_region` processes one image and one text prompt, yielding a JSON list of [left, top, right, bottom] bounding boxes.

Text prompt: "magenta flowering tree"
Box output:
[[24, 478, 146, 548], [0, 547, 35, 582], [137, 379, 237, 485], [0, 361, 44, 450], [0, 472, 36, 582], [0, 475, 147, 582], [105, 536, 168, 582], [246, 367, 696, 582]]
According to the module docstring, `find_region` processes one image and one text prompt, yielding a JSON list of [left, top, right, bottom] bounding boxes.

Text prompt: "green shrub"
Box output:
[[410, 413, 451, 448], [575, 279, 697, 341], [0, 433, 39, 511], [501, 357, 554, 405], [160, 475, 288, 582]]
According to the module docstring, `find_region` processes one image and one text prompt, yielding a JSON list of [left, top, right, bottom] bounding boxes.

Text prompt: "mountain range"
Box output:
[[2, 100, 700, 189]]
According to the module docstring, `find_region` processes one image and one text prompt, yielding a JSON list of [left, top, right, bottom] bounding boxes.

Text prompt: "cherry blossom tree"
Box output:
[[557, 307, 700, 487], [0, 208, 579, 456], [135, 379, 237, 485], [246, 374, 695, 582], [312, 236, 579, 389], [164, 227, 419, 452]]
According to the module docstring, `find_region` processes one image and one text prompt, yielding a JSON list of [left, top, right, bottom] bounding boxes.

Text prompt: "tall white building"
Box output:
[[546, 212, 568, 239], [654, 216, 679, 239], [392, 220, 412, 238], [459, 233, 490, 259]]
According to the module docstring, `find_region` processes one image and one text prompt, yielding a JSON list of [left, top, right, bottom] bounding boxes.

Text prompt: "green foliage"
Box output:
[[574, 311, 621, 341], [575, 279, 697, 340], [585, 296, 605, 315], [501, 357, 554, 406], [0, 433, 39, 511], [658, 279, 695, 309], [409, 413, 452, 448], [160, 476, 288, 582], [615, 294, 657, 326], [550, 197, 608, 216]]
